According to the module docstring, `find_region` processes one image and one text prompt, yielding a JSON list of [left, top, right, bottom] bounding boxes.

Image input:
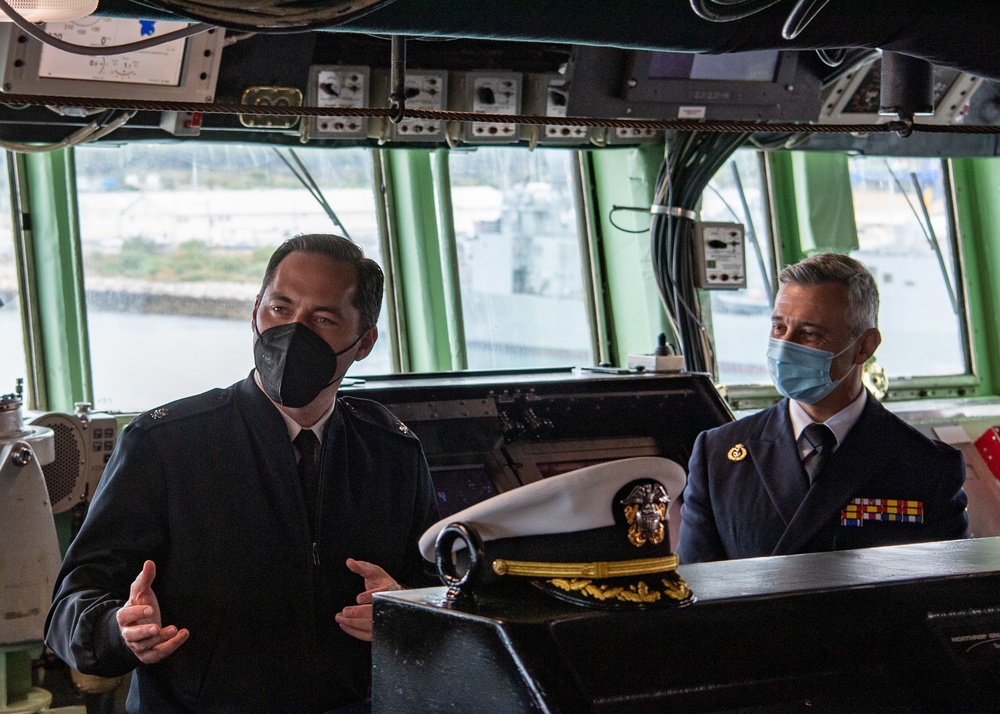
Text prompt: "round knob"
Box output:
[[11, 441, 33, 467], [498, 411, 525, 442]]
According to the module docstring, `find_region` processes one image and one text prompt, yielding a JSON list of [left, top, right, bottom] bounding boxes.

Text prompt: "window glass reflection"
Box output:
[[847, 156, 966, 378], [448, 148, 593, 369]]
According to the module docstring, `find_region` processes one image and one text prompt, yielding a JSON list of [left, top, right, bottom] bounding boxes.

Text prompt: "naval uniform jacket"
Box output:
[[45, 374, 439, 714], [675, 394, 969, 564]]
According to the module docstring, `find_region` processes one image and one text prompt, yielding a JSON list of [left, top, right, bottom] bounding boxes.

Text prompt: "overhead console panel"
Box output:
[[1, 18, 996, 156], [565, 46, 823, 123], [820, 55, 985, 126]]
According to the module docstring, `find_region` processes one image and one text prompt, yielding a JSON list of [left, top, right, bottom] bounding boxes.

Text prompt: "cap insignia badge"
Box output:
[[621, 483, 668, 547], [150, 408, 168, 420], [727, 443, 747, 462]]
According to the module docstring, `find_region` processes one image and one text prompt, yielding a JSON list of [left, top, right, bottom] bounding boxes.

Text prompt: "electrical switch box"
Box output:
[[524, 73, 589, 144], [454, 71, 522, 144], [309, 65, 370, 138], [604, 126, 662, 144], [160, 110, 203, 137], [388, 69, 449, 142], [693, 222, 747, 289]]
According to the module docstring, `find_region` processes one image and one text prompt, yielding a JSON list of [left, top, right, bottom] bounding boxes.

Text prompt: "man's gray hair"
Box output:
[[778, 253, 879, 336]]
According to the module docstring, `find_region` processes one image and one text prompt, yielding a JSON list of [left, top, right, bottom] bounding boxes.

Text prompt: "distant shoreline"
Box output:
[[85, 290, 252, 321], [85, 277, 256, 321], [0, 282, 254, 321]]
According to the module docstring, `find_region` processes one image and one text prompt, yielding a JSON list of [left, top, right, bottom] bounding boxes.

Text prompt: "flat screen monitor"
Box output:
[[645, 50, 781, 84], [566, 46, 821, 122], [430, 465, 499, 519]]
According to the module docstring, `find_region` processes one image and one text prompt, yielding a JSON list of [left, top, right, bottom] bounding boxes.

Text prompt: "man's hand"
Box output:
[[335, 558, 401, 642], [115, 560, 189, 664]]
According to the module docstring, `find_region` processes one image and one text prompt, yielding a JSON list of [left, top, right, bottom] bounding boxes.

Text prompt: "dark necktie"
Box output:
[[294, 429, 320, 534], [802, 423, 836, 485]]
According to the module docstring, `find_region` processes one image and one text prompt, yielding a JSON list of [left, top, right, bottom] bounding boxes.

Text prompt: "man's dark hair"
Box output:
[[778, 252, 879, 337], [259, 234, 384, 332]]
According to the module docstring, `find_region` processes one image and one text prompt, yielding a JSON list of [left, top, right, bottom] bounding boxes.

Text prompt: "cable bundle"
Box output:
[[689, 0, 832, 41], [0, 109, 136, 154], [650, 130, 750, 374]]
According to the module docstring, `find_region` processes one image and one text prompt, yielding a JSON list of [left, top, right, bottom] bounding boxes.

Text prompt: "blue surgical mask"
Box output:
[[766, 336, 859, 405]]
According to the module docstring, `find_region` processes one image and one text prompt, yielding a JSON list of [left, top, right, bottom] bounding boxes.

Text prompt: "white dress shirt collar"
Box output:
[[253, 374, 337, 444], [788, 386, 868, 450], [274, 399, 336, 444]]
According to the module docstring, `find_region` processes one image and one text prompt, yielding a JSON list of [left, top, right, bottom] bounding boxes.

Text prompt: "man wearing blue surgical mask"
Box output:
[[676, 253, 968, 563]]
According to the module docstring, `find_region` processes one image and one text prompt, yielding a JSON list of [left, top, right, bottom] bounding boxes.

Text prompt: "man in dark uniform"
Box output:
[[676, 253, 968, 563], [45, 234, 439, 713]]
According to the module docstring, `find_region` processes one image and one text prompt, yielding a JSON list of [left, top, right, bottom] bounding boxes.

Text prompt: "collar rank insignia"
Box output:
[[621, 483, 668, 547], [841, 498, 923, 526], [727, 443, 747, 462]]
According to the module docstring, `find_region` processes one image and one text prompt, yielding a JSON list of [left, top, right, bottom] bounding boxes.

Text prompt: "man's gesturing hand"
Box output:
[[115, 560, 189, 664], [335, 558, 401, 642]]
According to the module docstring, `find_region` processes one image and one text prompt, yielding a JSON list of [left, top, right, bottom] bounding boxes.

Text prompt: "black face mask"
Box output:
[[253, 322, 363, 408]]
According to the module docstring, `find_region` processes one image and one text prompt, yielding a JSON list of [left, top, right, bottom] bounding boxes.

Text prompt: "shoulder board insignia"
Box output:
[[727, 443, 747, 462], [341, 397, 417, 440], [133, 388, 231, 428]]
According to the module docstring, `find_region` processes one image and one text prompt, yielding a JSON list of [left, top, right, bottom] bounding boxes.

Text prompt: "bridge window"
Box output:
[[448, 148, 593, 369], [846, 156, 966, 379], [75, 144, 386, 412], [0, 153, 28, 394], [702, 151, 967, 394]]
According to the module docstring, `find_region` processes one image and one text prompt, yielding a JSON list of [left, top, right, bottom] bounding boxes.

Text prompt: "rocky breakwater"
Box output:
[[84, 277, 259, 321]]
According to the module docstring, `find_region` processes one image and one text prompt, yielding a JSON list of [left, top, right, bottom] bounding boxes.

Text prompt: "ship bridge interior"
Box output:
[[5, 2, 1000, 712]]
